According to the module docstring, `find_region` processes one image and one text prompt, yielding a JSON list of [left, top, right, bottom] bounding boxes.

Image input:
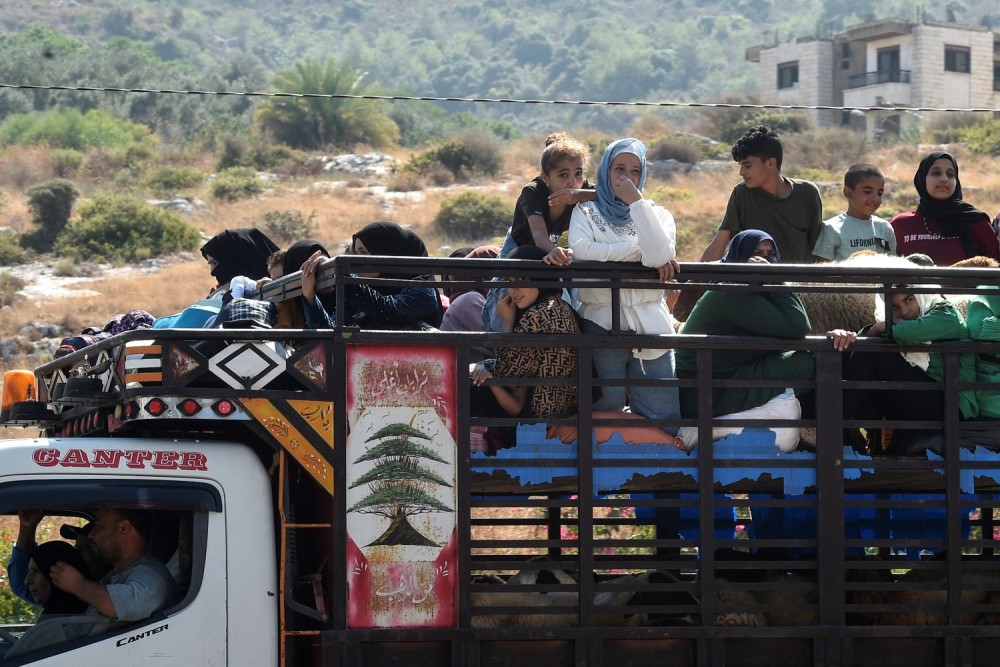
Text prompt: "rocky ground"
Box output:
[[2, 254, 192, 367]]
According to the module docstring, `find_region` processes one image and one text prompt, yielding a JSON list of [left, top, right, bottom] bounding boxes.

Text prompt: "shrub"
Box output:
[[210, 167, 263, 201], [82, 143, 155, 184], [274, 158, 326, 180], [0, 146, 53, 189], [386, 169, 425, 192], [50, 149, 84, 177], [389, 101, 448, 147], [960, 121, 1000, 157], [648, 138, 700, 165], [424, 162, 455, 187], [261, 209, 317, 244], [782, 128, 868, 173], [216, 134, 300, 171], [145, 166, 205, 196], [0, 231, 27, 266], [251, 143, 300, 171], [0, 271, 25, 306], [696, 97, 813, 145], [646, 185, 695, 203], [82, 147, 122, 183], [410, 131, 503, 181], [0, 108, 155, 152], [924, 111, 984, 143], [434, 191, 511, 241], [22, 179, 80, 253], [791, 167, 840, 185], [216, 134, 249, 171], [52, 256, 83, 277], [27, 179, 79, 230], [56, 193, 201, 262]]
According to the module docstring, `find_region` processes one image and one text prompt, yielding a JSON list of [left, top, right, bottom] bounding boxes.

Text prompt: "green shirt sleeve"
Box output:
[[967, 296, 1000, 340], [891, 300, 967, 345]]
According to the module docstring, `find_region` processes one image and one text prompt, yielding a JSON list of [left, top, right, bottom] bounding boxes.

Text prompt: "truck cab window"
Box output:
[[0, 482, 218, 664]]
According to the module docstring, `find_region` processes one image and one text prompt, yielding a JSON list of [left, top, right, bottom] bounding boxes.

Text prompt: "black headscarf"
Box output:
[[201, 228, 280, 285], [282, 239, 330, 276], [352, 222, 431, 290], [283, 239, 335, 312], [723, 229, 781, 264], [30, 541, 90, 615], [913, 152, 989, 259]]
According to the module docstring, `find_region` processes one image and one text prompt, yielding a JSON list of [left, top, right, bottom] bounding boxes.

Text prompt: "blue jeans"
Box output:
[[481, 230, 520, 332], [582, 318, 681, 434]]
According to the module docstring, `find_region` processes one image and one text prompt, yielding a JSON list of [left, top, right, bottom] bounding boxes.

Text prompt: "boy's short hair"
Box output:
[[731, 124, 783, 170], [844, 163, 884, 189], [267, 249, 286, 270]]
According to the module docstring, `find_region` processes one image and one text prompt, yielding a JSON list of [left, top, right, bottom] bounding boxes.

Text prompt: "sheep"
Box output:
[[842, 554, 1000, 626], [792, 252, 973, 336], [470, 564, 661, 628]]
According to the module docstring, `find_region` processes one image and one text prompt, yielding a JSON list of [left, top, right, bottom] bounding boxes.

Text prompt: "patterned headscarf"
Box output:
[[103, 310, 156, 335], [595, 138, 647, 227]]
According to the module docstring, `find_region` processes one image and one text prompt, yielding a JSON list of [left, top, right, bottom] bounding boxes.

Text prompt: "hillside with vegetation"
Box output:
[[1, 0, 998, 135]]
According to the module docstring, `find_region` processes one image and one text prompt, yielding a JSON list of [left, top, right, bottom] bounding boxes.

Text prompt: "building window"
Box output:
[[877, 46, 900, 75], [944, 46, 970, 73], [994, 61, 1000, 91], [841, 42, 851, 70], [777, 62, 798, 89]]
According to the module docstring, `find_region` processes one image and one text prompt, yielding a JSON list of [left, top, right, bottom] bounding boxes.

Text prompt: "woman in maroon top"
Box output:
[[890, 152, 998, 265]]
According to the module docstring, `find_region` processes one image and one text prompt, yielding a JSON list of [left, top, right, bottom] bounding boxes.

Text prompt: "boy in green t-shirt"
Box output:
[[699, 124, 823, 264], [813, 163, 896, 261]]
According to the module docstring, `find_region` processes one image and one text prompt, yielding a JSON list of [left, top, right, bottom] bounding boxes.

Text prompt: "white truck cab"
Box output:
[[0, 436, 277, 666]]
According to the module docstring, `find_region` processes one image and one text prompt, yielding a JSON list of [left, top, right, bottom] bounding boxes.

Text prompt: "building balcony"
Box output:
[[847, 69, 911, 89], [843, 83, 912, 110]]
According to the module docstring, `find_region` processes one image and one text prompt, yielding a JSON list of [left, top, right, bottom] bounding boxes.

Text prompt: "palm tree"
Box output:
[[254, 57, 399, 149]]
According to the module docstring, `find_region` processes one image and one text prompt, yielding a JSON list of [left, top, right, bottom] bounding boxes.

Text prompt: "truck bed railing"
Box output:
[[12, 257, 1000, 666]]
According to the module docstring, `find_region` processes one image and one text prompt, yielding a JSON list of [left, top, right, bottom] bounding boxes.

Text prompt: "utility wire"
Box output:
[[0, 82, 997, 114]]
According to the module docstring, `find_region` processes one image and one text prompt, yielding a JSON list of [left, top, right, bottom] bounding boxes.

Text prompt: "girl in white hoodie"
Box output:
[[569, 137, 681, 433]]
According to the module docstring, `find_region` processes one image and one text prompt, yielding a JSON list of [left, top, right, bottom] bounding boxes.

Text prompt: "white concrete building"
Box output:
[[747, 19, 1000, 139]]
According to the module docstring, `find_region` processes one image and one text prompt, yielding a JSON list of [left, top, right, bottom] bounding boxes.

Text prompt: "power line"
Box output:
[[0, 82, 997, 114]]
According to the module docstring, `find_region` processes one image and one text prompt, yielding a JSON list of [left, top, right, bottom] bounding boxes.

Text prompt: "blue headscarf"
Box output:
[[595, 138, 647, 227], [723, 229, 780, 264]]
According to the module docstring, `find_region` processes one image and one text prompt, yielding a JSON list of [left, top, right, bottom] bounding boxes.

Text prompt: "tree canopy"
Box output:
[[254, 58, 398, 149]]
